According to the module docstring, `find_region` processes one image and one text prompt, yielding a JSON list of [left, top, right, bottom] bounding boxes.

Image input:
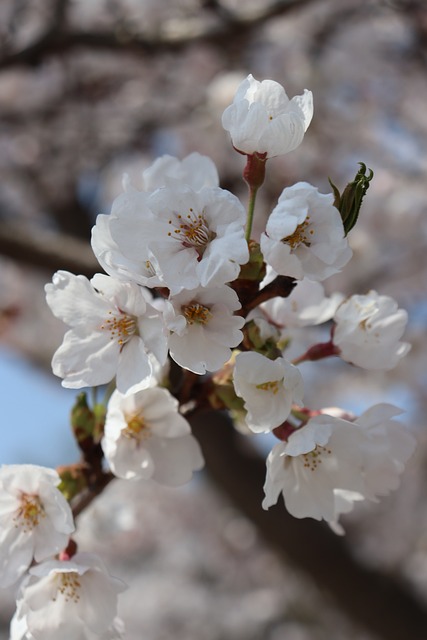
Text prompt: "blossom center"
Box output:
[[302, 444, 332, 471], [183, 303, 212, 326], [283, 216, 314, 249], [54, 572, 81, 603], [256, 380, 281, 394], [167, 209, 215, 256], [14, 493, 45, 531], [123, 415, 150, 441], [358, 318, 372, 331], [101, 310, 137, 346]]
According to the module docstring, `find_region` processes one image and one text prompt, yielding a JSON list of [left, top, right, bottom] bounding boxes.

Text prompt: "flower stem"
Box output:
[[245, 186, 258, 242], [91, 386, 98, 407], [242, 152, 267, 242], [103, 379, 117, 406], [292, 340, 340, 365]]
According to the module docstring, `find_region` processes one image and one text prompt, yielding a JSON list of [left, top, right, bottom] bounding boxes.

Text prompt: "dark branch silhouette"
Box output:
[[0, 0, 318, 69]]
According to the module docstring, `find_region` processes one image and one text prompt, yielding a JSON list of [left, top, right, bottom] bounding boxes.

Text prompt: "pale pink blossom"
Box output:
[[222, 74, 313, 158], [233, 352, 304, 433], [254, 279, 343, 330], [141, 152, 219, 191], [262, 415, 366, 522], [354, 403, 416, 499], [0, 465, 74, 588], [260, 182, 352, 281], [102, 388, 204, 485], [333, 290, 410, 370], [45, 272, 168, 394], [164, 285, 244, 374], [138, 184, 249, 293], [12, 553, 126, 640]]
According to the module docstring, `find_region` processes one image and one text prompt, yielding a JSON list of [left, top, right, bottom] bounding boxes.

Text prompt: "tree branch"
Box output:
[[0, 0, 319, 69], [0, 221, 98, 277]]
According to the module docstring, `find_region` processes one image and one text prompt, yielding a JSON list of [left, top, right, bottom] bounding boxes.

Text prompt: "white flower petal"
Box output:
[[222, 74, 313, 158]]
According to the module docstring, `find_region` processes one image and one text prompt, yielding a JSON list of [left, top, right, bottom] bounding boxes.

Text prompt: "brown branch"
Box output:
[[71, 472, 114, 519], [0, 221, 99, 277], [0, 0, 319, 69], [192, 412, 427, 640]]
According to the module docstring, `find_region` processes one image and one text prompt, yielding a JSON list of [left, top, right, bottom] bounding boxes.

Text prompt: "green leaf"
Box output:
[[329, 162, 373, 235]]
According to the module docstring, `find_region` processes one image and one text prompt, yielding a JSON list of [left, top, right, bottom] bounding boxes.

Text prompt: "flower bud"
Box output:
[[70, 392, 106, 447]]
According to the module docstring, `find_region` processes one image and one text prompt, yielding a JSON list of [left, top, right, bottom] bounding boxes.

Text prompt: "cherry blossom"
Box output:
[[101, 182, 249, 294], [262, 415, 366, 523], [140, 183, 249, 293], [45, 272, 168, 394], [332, 290, 411, 370], [102, 388, 204, 485], [164, 285, 245, 374], [263, 406, 416, 527], [10, 607, 125, 640], [11, 553, 126, 640], [354, 403, 416, 499], [260, 182, 352, 281], [92, 153, 220, 288], [222, 74, 313, 158], [91, 183, 163, 288], [255, 279, 343, 329], [141, 152, 219, 191], [233, 352, 304, 433], [0, 465, 74, 588]]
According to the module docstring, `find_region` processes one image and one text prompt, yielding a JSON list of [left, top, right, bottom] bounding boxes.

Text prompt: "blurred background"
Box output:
[[1, 0, 427, 638]]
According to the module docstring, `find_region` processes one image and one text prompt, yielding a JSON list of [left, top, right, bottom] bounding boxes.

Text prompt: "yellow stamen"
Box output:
[[167, 209, 214, 253], [256, 380, 281, 394], [183, 303, 212, 326], [123, 415, 150, 441], [14, 493, 45, 531], [283, 216, 313, 249], [54, 572, 81, 603], [302, 445, 332, 471], [101, 311, 137, 346]]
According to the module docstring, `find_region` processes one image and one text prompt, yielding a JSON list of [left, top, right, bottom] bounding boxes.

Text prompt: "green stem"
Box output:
[[91, 386, 98, 407], [245, 186, 258, 242], [103, 379, 117, 406]]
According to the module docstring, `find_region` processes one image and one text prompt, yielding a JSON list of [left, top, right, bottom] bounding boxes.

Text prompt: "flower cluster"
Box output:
[[3, 74, 415, 636], [0, 465, 126, 638]]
